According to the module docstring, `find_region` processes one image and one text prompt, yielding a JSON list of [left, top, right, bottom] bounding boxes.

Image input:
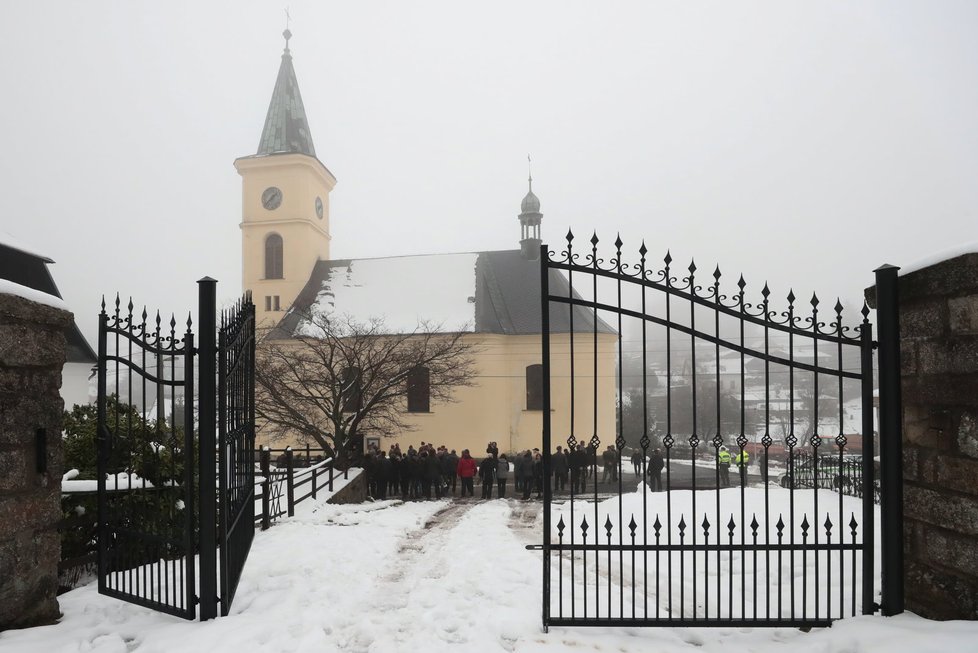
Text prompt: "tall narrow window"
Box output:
[[526, 364, 544, 410], [265, 233, 283, 279], [273, 296, 281, 311], [407, 366, 430, 413], [264, 296, 272, 311], [340, 367, 362, 413]]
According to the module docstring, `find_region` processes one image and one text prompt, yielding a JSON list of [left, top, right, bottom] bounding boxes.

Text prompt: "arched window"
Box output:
[[526, 364, 544, 410], [407, 366, 430, 413], [265, 234, 283, 279], [340, 367, 361, 413]]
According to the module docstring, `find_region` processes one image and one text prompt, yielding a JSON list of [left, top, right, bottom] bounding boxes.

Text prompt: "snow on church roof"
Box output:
[[272, 250, 617, 339], [299, 253, 478, 335]]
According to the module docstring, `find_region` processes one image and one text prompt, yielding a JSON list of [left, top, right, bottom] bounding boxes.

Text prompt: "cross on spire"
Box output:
[[283, 8, 293, 53]]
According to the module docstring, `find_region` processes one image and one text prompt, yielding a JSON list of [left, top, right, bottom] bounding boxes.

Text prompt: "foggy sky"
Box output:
[[1, 1, 976, 347]]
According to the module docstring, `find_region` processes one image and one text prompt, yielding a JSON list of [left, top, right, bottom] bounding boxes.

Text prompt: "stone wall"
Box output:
[[0, 292, 70, 630], [896, 253, 978, 620]]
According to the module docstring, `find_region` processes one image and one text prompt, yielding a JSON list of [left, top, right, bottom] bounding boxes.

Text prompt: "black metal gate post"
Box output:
[[198, 277, 218, 621], [540, 243, 553, 633], [875, 265, 904, 616]]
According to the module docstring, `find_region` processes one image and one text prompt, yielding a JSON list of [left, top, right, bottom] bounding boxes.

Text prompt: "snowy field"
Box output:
[[2, 487, 977, 653]]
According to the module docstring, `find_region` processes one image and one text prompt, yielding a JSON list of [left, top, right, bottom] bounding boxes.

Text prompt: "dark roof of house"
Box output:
[[270, 249, 616, 339], [256, 47, 316, 157], [0, 242, 97, 363]]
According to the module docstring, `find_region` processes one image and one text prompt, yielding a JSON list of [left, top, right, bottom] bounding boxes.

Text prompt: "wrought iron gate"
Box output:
[[97, 279, 256, 621], [217, 293, 256, 615], [537, 233, 900, 630], [97, 297, 197, 619]]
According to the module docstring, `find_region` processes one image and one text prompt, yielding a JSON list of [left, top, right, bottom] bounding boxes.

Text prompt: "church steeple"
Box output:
[[256, 29, 317, 157], [236, 27, 336, 326], [518, 156, 542, 260]]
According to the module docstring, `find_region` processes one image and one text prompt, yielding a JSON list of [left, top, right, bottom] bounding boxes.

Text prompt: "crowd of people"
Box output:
[[362, 441, 676, 501]]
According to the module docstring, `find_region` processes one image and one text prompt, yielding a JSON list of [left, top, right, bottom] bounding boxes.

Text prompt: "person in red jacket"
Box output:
[[457, 449, 477, 497]]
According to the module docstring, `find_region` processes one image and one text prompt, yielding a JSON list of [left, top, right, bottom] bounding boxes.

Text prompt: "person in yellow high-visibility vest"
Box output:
[[717, 446, 731, 487], [735, 449, 750, 486]]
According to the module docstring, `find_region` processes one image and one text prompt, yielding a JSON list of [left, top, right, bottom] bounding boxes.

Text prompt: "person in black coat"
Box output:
[[648, 448, 665, 492], [424, 450, 443, 499], [442, 449, 459, 495], [478, 456, 495, 499], [520, 451, 535, 500], [375, 451, 392, 499], [552, 446, 569, 492]]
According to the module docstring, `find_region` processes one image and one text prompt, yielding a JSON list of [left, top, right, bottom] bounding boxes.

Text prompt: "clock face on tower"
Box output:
[[315, 196, 324, 219], [261, 186, 283, 210]]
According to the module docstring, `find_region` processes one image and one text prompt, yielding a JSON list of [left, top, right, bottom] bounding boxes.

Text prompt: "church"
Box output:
[[235, 31, 617, 456]]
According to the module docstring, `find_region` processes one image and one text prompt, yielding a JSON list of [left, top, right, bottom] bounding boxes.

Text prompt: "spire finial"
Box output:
[[527, 154, 533, 192], [283, 8, 293, 53]]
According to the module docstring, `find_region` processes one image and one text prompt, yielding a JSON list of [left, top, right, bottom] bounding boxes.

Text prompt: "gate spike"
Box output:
[[653, 515, 662, 534], [557, 515, 565, 535], [580, 515, 589, 536], [639, 241, 647, 258], [114, 293, 121, 312], [727, 514, 737, 536], [801, 515, 810, 534], [187, 312, 193, 329], [849, 512, 859, 534], [688, 259, 696, 275], [169, 314, 177, 331], [604, 515, 613, 537], [776, 515, 786, 538], [590, 231, 599, 247], [127, 298, 134, 315], [678, 515, 687, 533], [100, 295, 106, 312], [750, 514, 760, 535], [834, 298, 844, 315], [824, 513, 833, 534], [614, 233, 623, 251], [713, 265, 721, 282], [141, 307, 148, 322], [861, 301, 871, 321], [663, 250, 672, 266], [787, 289, 796, 304], [702, 514, 710, 533], [737, 274, 746, 291], [761, 282, 770, 299], [811, 292, 819, 308], [566, 228, 574, 243], [628, 515, 638, 537]]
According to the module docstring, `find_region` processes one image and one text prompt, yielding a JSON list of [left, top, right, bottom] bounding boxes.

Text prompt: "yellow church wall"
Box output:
[[255, 330, 619, 458], [378, 331, 618, 456]]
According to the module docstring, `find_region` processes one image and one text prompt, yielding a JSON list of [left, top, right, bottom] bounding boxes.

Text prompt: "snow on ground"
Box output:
[[2, 489, 977, 653]]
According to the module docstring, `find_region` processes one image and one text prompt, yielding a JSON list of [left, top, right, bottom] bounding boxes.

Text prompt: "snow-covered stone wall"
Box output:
[[884, 252, 978, 620], [0, 291, 69, 629]]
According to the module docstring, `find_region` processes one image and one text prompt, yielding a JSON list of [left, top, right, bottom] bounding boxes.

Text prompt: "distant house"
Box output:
[[0, 234, 96, 408]]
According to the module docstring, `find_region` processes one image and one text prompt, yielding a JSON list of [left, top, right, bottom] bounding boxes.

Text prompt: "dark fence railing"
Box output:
[[253, 447, 350, 529], [778, 453, 881, 504]]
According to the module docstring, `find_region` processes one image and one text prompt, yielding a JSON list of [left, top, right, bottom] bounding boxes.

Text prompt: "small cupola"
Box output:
[[518, 157, 543, 260]]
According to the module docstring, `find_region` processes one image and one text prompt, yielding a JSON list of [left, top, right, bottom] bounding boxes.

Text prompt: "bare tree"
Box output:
[[255, 311, 477, 465]]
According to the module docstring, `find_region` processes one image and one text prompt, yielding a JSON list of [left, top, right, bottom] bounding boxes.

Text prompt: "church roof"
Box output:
[[269, 250, 617, 338], [256, 37, 317, 157]]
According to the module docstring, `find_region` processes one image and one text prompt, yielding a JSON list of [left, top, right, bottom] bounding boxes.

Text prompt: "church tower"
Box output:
[[518, 162, 542, 260], [235, 29, 336, 326]]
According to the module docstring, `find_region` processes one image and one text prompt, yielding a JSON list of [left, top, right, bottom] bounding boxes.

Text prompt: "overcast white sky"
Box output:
[[1, 1, 976, 345]]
